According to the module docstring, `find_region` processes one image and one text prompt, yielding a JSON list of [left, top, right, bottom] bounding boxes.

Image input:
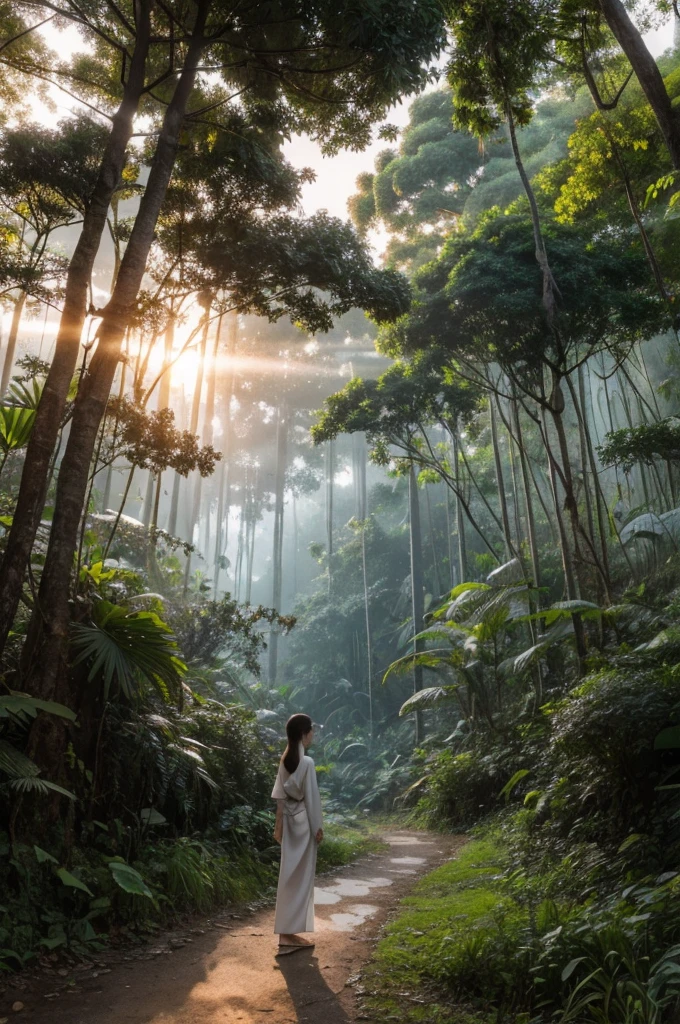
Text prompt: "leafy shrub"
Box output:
[[364, 837, 680, 1023], [416, 746, 524, 830], [527, 666, 680, 862]]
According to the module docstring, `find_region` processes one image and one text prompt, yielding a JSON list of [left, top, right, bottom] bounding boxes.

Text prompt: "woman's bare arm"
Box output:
[[274, 801, 283, 844]]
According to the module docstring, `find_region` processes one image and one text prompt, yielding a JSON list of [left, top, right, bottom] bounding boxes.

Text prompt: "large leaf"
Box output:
[[56, 868, 94, 897], [0, 739, 39, 780], [654, 727, 680, 750], [0, 740, 75, 801], [108, 861, 153, 899], [70, 601, 186, 702], [5, 377, 43, 410], [0, 694, 76, 722], [399, 685, 459, 717], [34, 845, 58, 865], [499, 768, 530, 802], [383, 648, 452, 683], [0, 405, 36, 454]]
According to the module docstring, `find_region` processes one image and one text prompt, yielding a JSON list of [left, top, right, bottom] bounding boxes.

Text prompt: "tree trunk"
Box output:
[[453, 433, 467, 583], [361, 517, 373, 745], [541, 404, 587, 666], [268, 404, 287, 684], [213, 313, 237, 598], [182, 302, 210, 590], [234, 495, 245, 600], [101, 335, 129, 512], [408, 466, 425, 745], [19, 11, 208, 697], [599, 0, 680, 170], [490, 396, 513, 560], [0, 9, 152, 656], [511, 396, 541, 589], [168, 473, 181, 536], [326, 438, 334, 593], [141, 470, 154, 527], [424, 483, 442, 597], [1, 290, 27, 396], [245, 472, 257, 606], [573, 366, 612, 590]]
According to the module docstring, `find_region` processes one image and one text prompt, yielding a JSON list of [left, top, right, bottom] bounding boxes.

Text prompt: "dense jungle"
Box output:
[[2, 0, 680, 1021]]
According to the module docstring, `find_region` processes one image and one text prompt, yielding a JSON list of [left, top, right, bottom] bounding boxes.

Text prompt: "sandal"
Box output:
[[276, 941, 315, 956]]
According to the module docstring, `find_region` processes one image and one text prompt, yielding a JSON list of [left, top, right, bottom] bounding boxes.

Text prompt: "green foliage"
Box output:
[[364, 834, 680, 1023], [104, 398, 220, 478], [0, 405, 35, 459], [599, 420, 680, 472], [70, 600, 186, 703]]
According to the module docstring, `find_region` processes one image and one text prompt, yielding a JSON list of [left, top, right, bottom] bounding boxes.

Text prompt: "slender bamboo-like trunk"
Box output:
[[102, 465, 135, 561], [268, 404, 287, 684], [151, 472, 162, 530], [168, 473, 181, 536], [199, 317, 221, 562], [511, 397, 541, 590], [0, 9, 152, 656], [444, 485, 455, 588], [326, 438, 334, 593], [182, 303, 210, 590], [453, 434, 467, 583], [213, 312, 236, 598], [424, 484, 441, 597], [408, 466, 425, 745], [541, 403, 587, 664], [212, 460, 226, 598], [599, 0, 680, 170], [506, 409, 523, 552], [490, 396, 513, 560], [20, 11, 207, 696], [291, 489, 298, 598], [354, 431, 373, 739], [234, 496, 246, 600], [141, 471, 154, 527], [572, 367, 612, 587], [0, 290, 27, 396], [245, 473, 257, 606], [358, 450, 374, 745]]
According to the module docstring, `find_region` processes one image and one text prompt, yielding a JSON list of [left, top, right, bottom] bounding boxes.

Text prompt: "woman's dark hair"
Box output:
[[282, 713, 313, 774]]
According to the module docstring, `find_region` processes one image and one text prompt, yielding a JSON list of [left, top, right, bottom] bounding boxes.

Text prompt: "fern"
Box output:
[[0, 740, 75, 800]]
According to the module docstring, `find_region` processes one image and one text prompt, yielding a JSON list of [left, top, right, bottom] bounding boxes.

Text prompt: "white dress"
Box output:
[[271, 742, 323, 935]]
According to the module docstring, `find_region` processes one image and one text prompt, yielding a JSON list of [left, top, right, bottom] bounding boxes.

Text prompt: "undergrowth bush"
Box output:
[[363, 837, 680, 1024]]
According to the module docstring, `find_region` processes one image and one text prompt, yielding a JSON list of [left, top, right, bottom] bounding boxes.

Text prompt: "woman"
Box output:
[[272, 713, 324, 955]]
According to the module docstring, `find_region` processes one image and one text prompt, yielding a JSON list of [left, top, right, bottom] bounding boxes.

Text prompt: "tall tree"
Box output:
[[268, 403, 288, 684], [0, 0, 154, 648], [9, 0, 445, 699]]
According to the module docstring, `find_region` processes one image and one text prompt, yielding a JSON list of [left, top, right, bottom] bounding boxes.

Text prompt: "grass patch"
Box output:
[[317, 819, 386, 873], [360, 830, 680, 1023], [360, 838, 517, 1024]]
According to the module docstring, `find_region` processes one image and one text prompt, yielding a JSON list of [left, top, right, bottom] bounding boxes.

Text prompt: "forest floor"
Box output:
[[0, 829, 465, 1024]]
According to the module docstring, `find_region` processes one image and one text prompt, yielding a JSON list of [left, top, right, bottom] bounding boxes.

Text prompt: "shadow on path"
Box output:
[[277, 949, 351, 1024]]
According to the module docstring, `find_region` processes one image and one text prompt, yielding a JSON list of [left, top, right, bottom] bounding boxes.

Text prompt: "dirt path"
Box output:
[[2, 831, 464, 1024]]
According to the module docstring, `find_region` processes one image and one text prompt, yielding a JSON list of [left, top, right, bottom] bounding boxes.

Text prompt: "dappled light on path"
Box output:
[[3, 831, 464, 1024]]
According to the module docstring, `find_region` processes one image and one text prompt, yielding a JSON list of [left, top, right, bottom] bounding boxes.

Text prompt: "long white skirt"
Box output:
[[273, 797, 317, 934]]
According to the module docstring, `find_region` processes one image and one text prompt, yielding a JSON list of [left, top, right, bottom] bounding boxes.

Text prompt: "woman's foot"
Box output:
[[276, 933, 315, 955]]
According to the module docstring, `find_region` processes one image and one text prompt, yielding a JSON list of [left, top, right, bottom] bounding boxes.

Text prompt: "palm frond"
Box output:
[[0, 405, 36, 454], [70, 600, 186, 702], [399, 685, 460, 716]]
